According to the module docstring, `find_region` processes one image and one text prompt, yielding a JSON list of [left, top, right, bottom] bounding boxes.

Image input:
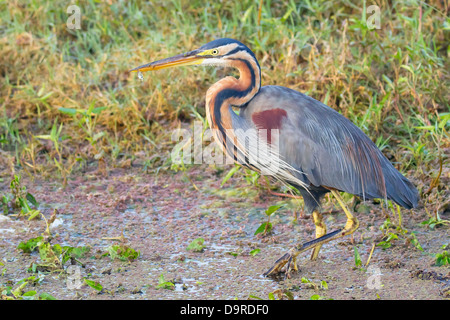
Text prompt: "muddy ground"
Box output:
[[0, 166, 449, 300]]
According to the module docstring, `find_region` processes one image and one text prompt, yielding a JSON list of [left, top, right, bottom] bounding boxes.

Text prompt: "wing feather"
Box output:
[[241, 86, 418, 208]]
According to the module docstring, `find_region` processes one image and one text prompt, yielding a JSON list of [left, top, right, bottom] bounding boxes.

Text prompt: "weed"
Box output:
[[420, 212, 449, 229], [354, 246, 363, 268], [300, 277, 329, 291], [254, 204, 283, 236], [268, 289, 294, 300], [378, 203, 424, 251], [156, 273, 175, 290], [186, 238, 206, 252], [104, 244, 140, 262], [434, 245, 449, 267], [84, 279, 103, 292], [1, 275, 56, 300], [310, 294, 332, 300], [1, 175, 41, 219]]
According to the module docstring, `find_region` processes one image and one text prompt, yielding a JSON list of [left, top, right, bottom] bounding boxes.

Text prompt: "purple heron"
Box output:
[[130, 38, 418, 277]]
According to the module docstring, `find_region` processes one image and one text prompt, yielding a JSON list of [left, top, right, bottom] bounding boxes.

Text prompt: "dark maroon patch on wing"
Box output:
[[251, 108, 287, 144]]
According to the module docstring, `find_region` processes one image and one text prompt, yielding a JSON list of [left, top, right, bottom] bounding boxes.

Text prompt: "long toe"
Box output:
[[263, 252, 292, 277]]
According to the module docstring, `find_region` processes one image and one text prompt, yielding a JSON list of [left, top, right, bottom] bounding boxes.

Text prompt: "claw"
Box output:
[[263, 251, 298, 278]]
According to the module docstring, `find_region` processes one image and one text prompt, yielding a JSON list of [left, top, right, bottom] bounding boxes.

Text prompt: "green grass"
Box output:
[[0, 1, 448, 215]]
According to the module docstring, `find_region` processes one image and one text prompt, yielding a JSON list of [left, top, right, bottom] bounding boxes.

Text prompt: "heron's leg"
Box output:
[[310, 211, 327, 261], [263, 190, 359, 277]]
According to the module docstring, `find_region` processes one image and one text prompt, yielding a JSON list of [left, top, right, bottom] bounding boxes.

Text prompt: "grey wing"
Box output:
[[244, 86, 418, 209]]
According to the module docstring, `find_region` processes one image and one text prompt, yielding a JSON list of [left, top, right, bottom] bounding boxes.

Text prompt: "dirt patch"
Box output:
[[0, 167, 449, 300]]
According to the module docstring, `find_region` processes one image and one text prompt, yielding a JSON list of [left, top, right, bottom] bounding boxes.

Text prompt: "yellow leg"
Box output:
[[310, 211, 327, 261], [264, 189, 359, 277]]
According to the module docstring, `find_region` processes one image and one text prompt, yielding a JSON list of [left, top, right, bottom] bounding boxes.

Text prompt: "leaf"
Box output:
[[281, 7, 294, 22], [19, 197, 31, 213], [39, 292, 57, 300], [38, 242, 56, 264], [156, 274, 174, 290], [106, 245, 140, 261], [434, 251, 449, 266], [186, 238, 205, 252], [12, 282, 27, 297], [301, 277, 312, 284], [62, 246, 91, 264], [354, 246, 362, 267], [34, 134, 52, 140], [248, 294, 263, 300], [414, 125, 434, 131], [221, 165, 240, 187], [249, 249, 260, 256], [92, 106, 107, 114], [401, 64, 414, 74], [27, 209, 41, 221], [93, 131, 105, 141], [265, 204, 283, 216], [254, 222, 272, 235], [26, 193, 39, 207], [39, 92, 53, 101], [18, 237, 43, 253], [58, 107, 78, 116], [84, 279, 103, 291], [22, 290, 37, 300]]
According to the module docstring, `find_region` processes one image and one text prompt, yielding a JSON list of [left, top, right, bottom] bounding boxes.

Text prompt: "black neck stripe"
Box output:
[[213, 57, 261, 146]]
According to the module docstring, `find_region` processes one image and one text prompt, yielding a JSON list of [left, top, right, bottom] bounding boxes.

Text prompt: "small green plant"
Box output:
[[300, 277, 329, 290], [61, 246, 91, 265], [378, 211, 423, 251], [377, 232, 399, 249], [434, 245, 449, 267], [84, 279, 103, 292], [1, 275, 56, 300], [2, 175, 41, 219], [243, 169, 260, 187], [420, 212, 449, 229], [354, 246, 362, 268], [18, 237, 90, 272], [310, 294, 332, 300], [59, 103, 106, 146], [227, 249, 243, 257], [186, 238, 206, 252], [254, 204, 283, 236], [267, 289, 294, 300], [249, 248, 260, 256], [0, 261, 6, 276], [104, 244, 140, 262], [156, 273, 175, 290], [221, 164, 240, 187], [248, 294, 263, 300], [17, 209, 90, 272], [35, 118, 74, 187]]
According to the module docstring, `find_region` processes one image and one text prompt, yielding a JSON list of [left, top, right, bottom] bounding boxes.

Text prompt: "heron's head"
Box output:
[[129, 38, 258, 73]]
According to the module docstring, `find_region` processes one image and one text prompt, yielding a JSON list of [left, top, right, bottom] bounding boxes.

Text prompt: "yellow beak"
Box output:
[[129, 49, 204, 73]]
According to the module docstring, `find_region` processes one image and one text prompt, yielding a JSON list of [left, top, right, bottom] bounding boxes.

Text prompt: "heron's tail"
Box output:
[[382, 159, 419, 209]]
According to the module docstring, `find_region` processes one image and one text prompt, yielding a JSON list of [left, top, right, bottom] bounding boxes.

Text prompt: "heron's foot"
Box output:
[[263, 250, 299, 278]]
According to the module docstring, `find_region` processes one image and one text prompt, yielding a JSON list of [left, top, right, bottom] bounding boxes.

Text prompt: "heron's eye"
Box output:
[[212, 49, 219, 55]]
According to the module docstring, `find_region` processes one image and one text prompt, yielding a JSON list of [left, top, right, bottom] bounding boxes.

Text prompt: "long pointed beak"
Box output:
[[129, 49, 204, 73]]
